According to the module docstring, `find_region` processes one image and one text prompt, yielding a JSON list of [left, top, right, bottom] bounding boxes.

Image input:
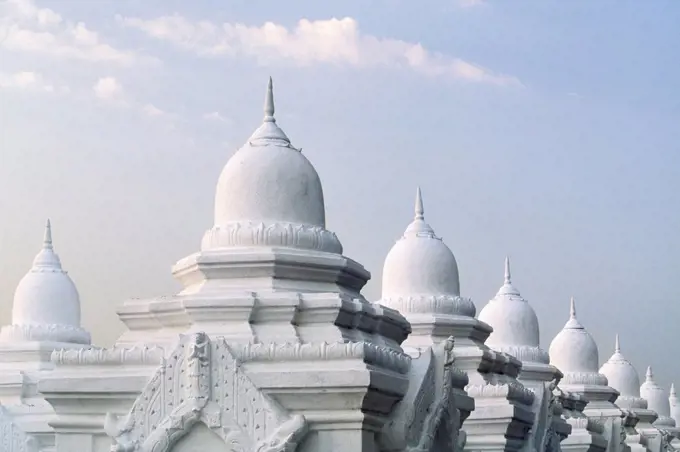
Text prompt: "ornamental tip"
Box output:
[[671, 383, 676, 397], [415, 186, 424, 220], [615, 333, 621, 353], [646, 366, 653, 381], [504, 256, 511, 284], [264, 76, 275, 122], [43, 218, 53, 250], [569, 296, 576, 319]]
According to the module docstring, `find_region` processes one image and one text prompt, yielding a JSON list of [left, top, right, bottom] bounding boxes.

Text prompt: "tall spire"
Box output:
[[646, 366, 653, 381], [504, 256, 511, 284], [415, 186, 424, 220], [264, 76, 275, 123], [43, 219, 53, 250], [615, 333, 620, 353], [569, 296, 576, 319], [671, 383, 677, 398]]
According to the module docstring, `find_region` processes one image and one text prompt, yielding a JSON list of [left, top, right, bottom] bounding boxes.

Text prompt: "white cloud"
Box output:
[[142, 103, 166, 117], [458, 0, 487, 8], [118, 15, 520, 86], [93, 76, 124, 101], [0, 0, 144, 65], [202, 111, 231, 124], [0, 70, 66, 92]]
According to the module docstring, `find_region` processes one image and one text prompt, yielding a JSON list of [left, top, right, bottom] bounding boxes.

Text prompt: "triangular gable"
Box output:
[[105, 333, 308, 452]]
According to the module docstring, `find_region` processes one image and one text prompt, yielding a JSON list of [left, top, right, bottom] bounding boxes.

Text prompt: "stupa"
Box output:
[[598, 335, 652, 452], [641, 367, 677, 430], [549, 298, 625, 452], [478, 257, 571, 452], [0, 221, 91, 452], [34, 78, 462, 452], [671, 384, 680, 430], [379, 188, 535, 452]]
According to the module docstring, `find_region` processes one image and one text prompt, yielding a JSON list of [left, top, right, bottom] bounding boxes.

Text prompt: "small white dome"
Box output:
[[382, 187, 460, 299], [670, 384, 680, 426], [548, 297, 600, 374], [599, 335, 641, 397], [11, 221, 81, 329], [641, 366, 676, 427], [478, 257, 540, 348], [214, 78, 325, 229]]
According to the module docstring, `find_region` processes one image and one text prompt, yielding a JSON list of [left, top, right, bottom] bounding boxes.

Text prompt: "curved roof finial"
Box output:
[[264, 76, 275, 123], [415, 186, 424, 220], [615, 334, 621, 353], [569, 296, 576, 319], [44, 219, 53, 250], [646, 366, 653, 381], [504, 256, 511, 284]]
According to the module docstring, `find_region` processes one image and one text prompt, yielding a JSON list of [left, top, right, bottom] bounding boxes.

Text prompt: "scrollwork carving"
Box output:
[[105, 333, 308, 452]]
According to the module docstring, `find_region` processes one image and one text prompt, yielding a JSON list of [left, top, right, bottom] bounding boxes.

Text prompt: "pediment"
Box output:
[[105, 333, 308, 452]]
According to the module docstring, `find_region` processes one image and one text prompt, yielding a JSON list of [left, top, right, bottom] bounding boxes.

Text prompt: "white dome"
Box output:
[[548, 297, 600, 374], [670, 384, 680, 426], [214, 78, 325, 229], [382, 188, 460, 299], [478, 257, 546, 363], [599, 335, 641, 397], [641, 366, 676, 427], [2, 221, 90, 345]]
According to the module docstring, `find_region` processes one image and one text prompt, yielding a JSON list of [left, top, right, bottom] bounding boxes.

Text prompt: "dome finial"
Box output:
[[44, 219, 53, 250], [646, 366, 653, 381], [415, 186, 424, 220], [615, 333, 621, 353], [671, 383, 676, 397], [504, 256, 511, 284], [264, 76, 275, 123], [569, 296, 576, 319]]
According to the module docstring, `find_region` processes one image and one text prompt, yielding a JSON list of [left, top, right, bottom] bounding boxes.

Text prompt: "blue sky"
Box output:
[[1, 0, 678, 389]]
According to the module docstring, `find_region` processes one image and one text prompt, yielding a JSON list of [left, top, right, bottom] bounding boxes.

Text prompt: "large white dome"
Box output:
[[382, 188, 460, 299], [599, 335, 641, 398], [2, 221, 90, 345], [548, 297, 600, 374], [214, 78, 325, 229], [640, 366, 676, 427], [478, 257, 546, 363]]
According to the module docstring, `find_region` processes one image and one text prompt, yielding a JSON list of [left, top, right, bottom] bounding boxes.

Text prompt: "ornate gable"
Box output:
[[0, 406, 38, 452], [104, 333, 308, 452]]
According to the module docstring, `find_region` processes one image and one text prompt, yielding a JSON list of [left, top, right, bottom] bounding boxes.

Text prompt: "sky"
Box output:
[[0, 0, 679, 390]]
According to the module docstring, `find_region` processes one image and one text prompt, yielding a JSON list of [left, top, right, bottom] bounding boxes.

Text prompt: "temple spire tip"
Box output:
[[43, 219, 53, 250], [569, 296, 576, 319], [264, 76, 275, 122], [504, 256, 511, 284], [415, 186, 424, 220], [615, 334, 620, 353]]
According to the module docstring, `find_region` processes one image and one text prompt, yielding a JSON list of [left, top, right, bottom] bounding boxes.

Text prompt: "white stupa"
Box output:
[[380, 188, 534, 452], [549, 298, 624, 452], [0, 220, 90, 348], [640, 367, 677, 429], [478, 258, 571, 451], [671, 384, 680, 428], [0, 221, 91, 452]]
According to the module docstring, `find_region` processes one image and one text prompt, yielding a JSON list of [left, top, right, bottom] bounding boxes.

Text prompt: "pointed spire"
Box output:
[[504, 256, 511, 284], [570, 296, 576, 319], [264, 76, 275, 123], [615, 334, 621, 353], [415, 186, 424, 220], [43, 219, 53, 250], [671, 383, 676, 398], [646, 366, 653, 381]]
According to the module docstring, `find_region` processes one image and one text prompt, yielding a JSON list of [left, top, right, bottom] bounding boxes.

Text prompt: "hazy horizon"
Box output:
[[1, 0, 678, 389]]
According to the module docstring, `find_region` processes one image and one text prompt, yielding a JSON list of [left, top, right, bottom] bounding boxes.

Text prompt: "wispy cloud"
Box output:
[[0, 70, 67, 92], [458, 0, 487, 8], [118, 14, 520, 86], [202, 111, 231, 124], [91, 76, 173, 120], [0, 0, 148, 65], [93, 76, 125, 102]]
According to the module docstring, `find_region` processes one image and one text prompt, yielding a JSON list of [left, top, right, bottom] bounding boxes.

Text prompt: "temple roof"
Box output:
[[478, 257, 546, 364], [599, 334, 643, 399]]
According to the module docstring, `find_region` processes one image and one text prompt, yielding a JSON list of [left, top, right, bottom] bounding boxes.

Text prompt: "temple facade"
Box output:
[[0, 78, 677, 452]]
